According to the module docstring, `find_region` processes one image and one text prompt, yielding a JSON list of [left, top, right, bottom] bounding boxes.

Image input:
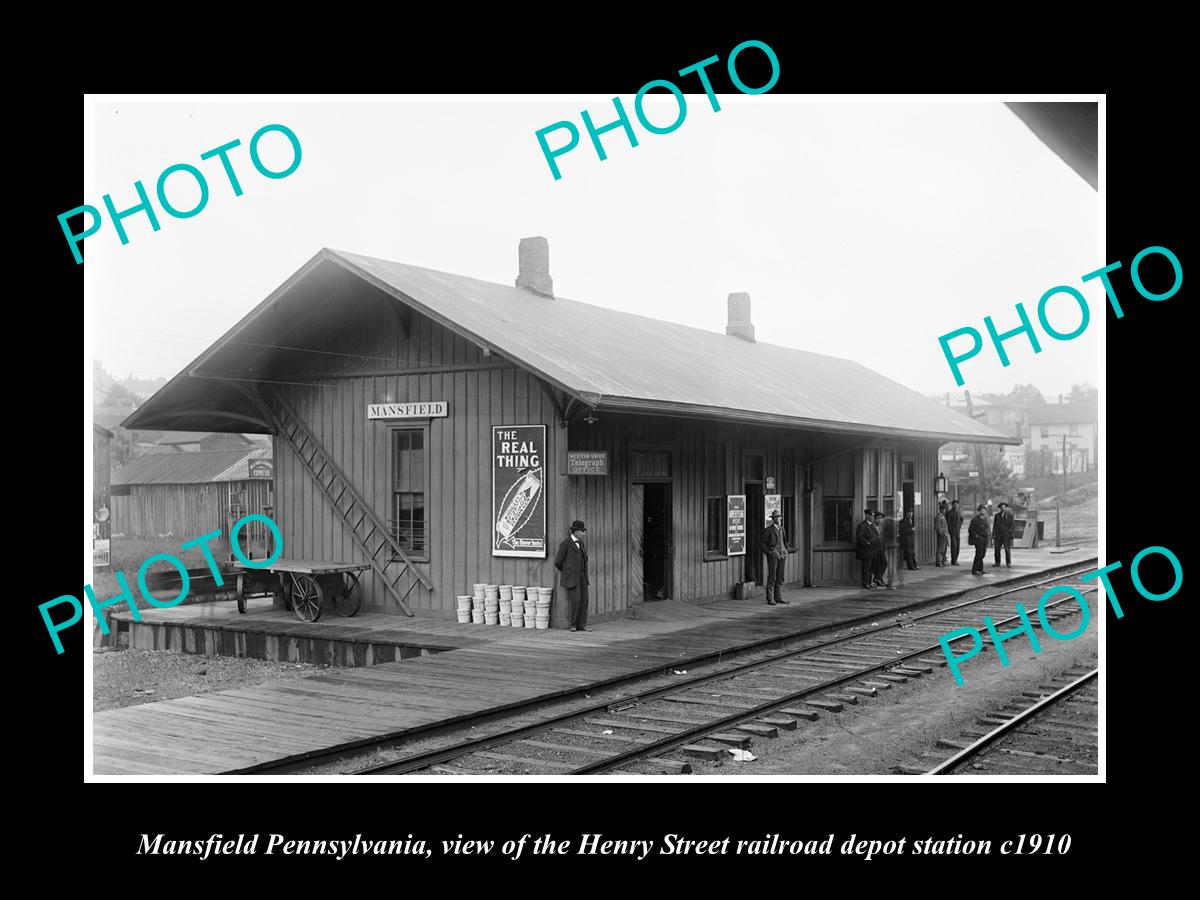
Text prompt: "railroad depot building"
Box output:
[[124, 239, 1012, 623]]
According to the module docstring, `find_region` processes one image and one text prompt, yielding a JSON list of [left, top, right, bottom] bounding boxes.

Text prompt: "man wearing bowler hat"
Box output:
[[760, 509, 790, 606], [968, 504, 990, 575], [993, 501, 1015, 567], [554, 520, 591, 632]]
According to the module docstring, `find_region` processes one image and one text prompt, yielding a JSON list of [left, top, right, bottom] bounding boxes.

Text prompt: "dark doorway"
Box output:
[[642, 483, 671, 599], [902, 458, 916, 514], [745, 482, 764, 585]]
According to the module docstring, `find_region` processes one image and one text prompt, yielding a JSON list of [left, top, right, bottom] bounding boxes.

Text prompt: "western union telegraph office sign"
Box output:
[[124, 239, 1013, 623]]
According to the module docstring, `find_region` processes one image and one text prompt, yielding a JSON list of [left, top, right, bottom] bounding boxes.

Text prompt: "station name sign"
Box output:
[[367, 401, 449, 420]]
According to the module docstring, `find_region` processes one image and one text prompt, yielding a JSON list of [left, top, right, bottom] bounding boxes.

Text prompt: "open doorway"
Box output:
[[641, 483, 671, 600], [745, 482, 764, 585]]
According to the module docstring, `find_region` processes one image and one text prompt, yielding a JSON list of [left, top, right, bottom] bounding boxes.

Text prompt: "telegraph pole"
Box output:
[[963, 391, 989, 506]]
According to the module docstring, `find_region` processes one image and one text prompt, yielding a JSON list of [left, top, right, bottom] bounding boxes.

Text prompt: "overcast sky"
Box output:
[[87, 98, 1098, 401]]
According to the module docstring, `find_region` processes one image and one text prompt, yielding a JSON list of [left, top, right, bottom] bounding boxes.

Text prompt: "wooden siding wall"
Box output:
[[809, 439, 941, 584], [262, 278, 945, 612], [566, 413, 807, 613], [112, 484, 227, 546], [269, 292, 566, 617]]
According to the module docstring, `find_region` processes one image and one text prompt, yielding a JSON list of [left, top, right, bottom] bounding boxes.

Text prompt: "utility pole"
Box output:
[[963, 390, 989, 507], [1058, 432, 1067, 548]]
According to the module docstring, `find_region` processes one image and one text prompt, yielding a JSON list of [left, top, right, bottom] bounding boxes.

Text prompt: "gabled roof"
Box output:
[[125, 248, 1015, 444], [113, 448, 271, 486], [1028, 400, 1097, 426]]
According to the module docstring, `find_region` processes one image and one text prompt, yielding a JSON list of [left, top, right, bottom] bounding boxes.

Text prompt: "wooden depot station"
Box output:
[[124, 238, 1014, 626]]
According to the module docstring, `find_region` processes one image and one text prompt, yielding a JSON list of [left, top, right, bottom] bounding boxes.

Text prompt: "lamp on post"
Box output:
[[935, 472, 947, 496]]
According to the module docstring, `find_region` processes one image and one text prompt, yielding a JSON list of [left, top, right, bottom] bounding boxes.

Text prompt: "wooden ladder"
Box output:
[[260, 383, 431, 615]]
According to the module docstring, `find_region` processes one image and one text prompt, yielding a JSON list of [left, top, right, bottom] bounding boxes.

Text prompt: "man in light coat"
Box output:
[[935, 502, 949, 567]]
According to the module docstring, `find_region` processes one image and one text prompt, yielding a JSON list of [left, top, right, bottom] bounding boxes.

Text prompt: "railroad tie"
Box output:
[[643, 758, 693, 774], [779, 708, 820, 721], [708, 733, 753, 747], [803, 699, 844, 712], [845, 686, 878, 697], [936, 738, 970, 750], [735, 723, 779, 738], [860, 681, 892, 690], [758, 717, 798, 731], [825, 693, 859, 705], [681, 744, 725, 761]]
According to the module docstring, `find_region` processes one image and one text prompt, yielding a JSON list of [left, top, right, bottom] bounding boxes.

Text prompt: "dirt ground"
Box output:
[[697, 620, 1098, 776], [92, 648, 338, 712]]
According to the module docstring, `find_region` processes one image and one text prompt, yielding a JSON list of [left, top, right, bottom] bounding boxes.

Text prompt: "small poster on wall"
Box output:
[[492, 425, 547, 558], [728, 495, 746, 555], [765, 493, 782, 523]]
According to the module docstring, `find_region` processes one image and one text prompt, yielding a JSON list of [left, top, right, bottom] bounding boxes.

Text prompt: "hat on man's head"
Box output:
[[977, 504, 987, 512], [998, 502, 1008, 508], [770, 510, 781, 519], [873, 511, 885, 518], [951, 499, 960, 504], [570, 520, 587, 531]]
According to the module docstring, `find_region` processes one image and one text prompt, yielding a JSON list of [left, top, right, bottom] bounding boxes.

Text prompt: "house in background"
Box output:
[[111, 448, 274, 560], [1026, 399, 1098, 474]]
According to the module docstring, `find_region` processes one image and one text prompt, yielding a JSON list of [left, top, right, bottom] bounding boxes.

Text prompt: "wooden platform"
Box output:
[[92, 549, 1094, 775]]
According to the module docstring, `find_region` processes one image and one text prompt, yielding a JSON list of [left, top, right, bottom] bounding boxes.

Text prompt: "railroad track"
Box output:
[[350, 573, 1098, 776], [911, 666, 1099, 776]]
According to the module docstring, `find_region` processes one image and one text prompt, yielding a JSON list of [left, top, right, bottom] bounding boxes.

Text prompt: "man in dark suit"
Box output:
[[993, 501, 1015, 567], [553, 520, 591, 632], [855, 509, 879, 589], [872, 510, 888, 585], [945, 499, 963, 565], [760, 509, 790, 606], [900, 509, 919, 569], [968, 504, 989, 575]]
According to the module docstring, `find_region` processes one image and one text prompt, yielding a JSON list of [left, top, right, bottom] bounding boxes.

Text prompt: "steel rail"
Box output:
[[569, 590, 1095, 775], [356, 577, 1096, 776], [924, 668, 1099, 775], [245, 561, 1093, 773]]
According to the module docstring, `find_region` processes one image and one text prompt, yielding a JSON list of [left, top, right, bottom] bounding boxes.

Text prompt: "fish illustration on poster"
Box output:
[[493, 425, 547, 557]]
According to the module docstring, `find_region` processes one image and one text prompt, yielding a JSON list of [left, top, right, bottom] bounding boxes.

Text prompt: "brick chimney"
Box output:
[[515, 236, 553, 298], [726, 292, 755, 342]]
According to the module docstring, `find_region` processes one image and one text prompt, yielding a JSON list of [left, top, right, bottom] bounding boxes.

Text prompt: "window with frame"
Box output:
[[880, 448, 896, 516], [1040, 425, 1050, 438], [1069, 424, 1080, 437], [391, 429, 427, 559], [705, 441, 726, 555], [864, 448, 878, 513], [864, 448, 896, 516], [823, 498, 853, 543], [781, 454, 796, 549]]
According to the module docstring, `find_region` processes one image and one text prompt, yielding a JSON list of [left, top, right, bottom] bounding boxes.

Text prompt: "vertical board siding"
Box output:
[[263, 281, 949, 613]]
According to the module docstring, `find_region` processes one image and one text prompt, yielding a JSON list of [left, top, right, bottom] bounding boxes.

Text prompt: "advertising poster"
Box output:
[[492, 425, 546, 557], [727, 494, 746, 555]]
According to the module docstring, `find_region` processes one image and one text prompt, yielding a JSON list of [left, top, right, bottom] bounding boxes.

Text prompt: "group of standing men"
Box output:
[[858, 499, 1017, 589], [854, 508, 918, 589]]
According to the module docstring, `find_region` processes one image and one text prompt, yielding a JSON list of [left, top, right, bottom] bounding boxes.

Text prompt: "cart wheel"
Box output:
[[292, 574, 323, 622], [236, 573, 247, 614], [333, 572, 362, 617]]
